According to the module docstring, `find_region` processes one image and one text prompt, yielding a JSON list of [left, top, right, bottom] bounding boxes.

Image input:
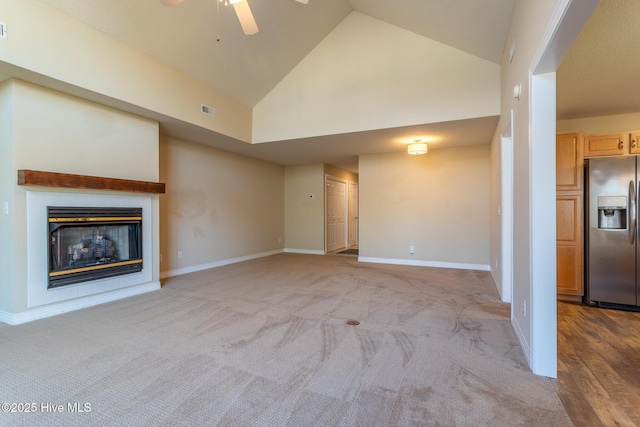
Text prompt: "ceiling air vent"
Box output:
[[201, 104, 216, 118]]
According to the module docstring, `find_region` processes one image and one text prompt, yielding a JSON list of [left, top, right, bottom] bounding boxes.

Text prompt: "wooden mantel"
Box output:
[[17, 170, 165, 194]]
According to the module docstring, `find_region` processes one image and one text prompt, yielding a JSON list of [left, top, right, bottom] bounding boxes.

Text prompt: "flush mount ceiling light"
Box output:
[[161, 0, 309, 37], [408, 139, 428, 155]]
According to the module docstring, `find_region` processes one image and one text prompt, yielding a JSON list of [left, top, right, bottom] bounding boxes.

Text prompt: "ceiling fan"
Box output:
[[160, 0, 309, 36]]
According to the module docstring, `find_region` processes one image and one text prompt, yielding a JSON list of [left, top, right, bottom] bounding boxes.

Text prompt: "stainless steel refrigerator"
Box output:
[[586, 156, 640, 310]]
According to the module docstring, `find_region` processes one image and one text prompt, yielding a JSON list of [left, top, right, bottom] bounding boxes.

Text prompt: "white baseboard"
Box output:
[[358, 257, 490, 271], [511, 314, 531, 366], [283, 248, 325, 255], [160, 249, 284, 279], [489, 266, 509, 303], [0, 281, 161, 326]]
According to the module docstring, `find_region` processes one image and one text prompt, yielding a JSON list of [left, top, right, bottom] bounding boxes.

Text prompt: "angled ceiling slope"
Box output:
[[35, 0, 515, 108], [253, 12, 500, 144], [22, 0, 515, 172]]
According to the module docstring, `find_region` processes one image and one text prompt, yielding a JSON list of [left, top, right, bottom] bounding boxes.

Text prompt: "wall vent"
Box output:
[[201, 104, 216, 117]]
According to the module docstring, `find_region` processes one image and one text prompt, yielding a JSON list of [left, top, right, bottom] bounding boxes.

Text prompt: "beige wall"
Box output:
[[13, 81, 159, 181], [2, 79, 160, 315], [253, 11, 500, 143], [558, 112, 640, 134], [496, 0, 559, 359], [283, 164, 325, 252], [160, 136, 284, 275], [0, 0, 251, 142], [360, 145, 490, 266]]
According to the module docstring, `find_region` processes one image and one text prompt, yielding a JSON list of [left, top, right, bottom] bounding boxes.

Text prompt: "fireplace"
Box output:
[[48, 207, 143, 289]]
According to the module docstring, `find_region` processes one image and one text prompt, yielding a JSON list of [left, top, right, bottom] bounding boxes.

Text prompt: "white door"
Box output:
[[348, 182, 359, 247], [326, 177, 347, 252]]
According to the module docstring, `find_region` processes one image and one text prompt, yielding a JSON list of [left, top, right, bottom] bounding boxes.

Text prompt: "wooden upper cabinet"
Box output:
[[556, 132, 583, 191], [630, 132, 640, 155], [584, 133, 628, 157]]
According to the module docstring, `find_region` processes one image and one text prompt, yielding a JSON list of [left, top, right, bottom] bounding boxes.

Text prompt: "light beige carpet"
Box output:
[[0, 254, 571, 426]]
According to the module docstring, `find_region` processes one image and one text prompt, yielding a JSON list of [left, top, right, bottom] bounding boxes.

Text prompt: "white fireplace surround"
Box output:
[[21, 190, 159, 322]]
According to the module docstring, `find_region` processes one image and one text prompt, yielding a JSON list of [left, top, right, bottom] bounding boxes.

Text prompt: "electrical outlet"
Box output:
[[278, 236, 282, 243], [178, 251, 183, 259], [409, 245, 415, 254], [522, 299, 526, 317], [0, 22, 7, 39]]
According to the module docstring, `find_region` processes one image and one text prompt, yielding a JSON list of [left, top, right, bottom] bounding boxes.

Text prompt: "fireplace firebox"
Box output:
[[48, 207, 143, 289]]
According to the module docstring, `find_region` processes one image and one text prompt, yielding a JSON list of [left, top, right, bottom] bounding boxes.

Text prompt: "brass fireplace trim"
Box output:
[[49, 217, 142, 223], [49, 259, 143, 278]]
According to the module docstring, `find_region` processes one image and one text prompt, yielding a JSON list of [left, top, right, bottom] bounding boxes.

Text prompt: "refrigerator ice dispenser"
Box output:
[[597, 196, 627, 230]]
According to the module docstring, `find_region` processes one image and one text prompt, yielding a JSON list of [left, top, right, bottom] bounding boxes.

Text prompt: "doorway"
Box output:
[[526, 0, 599, 377], [348, 182, 359, 247], [325, 176, 347, 253], [501, 112, 513, 304]]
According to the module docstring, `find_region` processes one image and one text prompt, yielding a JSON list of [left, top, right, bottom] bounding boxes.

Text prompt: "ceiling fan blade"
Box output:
[[233, 0, 259, 35], [160, 0, 185, 6], [295, 0, 309, 3]]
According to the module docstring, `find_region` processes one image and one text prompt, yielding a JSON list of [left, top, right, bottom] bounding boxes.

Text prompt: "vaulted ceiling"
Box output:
[[22, 1, 630, 172], [35, 0, 516, 107]]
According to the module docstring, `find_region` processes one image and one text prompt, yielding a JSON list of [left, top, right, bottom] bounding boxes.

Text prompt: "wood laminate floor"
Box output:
[[557, 302, 640, 427]]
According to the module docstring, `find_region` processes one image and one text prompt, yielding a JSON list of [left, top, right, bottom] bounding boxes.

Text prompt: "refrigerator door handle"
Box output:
[[629, 180, 636, 245]]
